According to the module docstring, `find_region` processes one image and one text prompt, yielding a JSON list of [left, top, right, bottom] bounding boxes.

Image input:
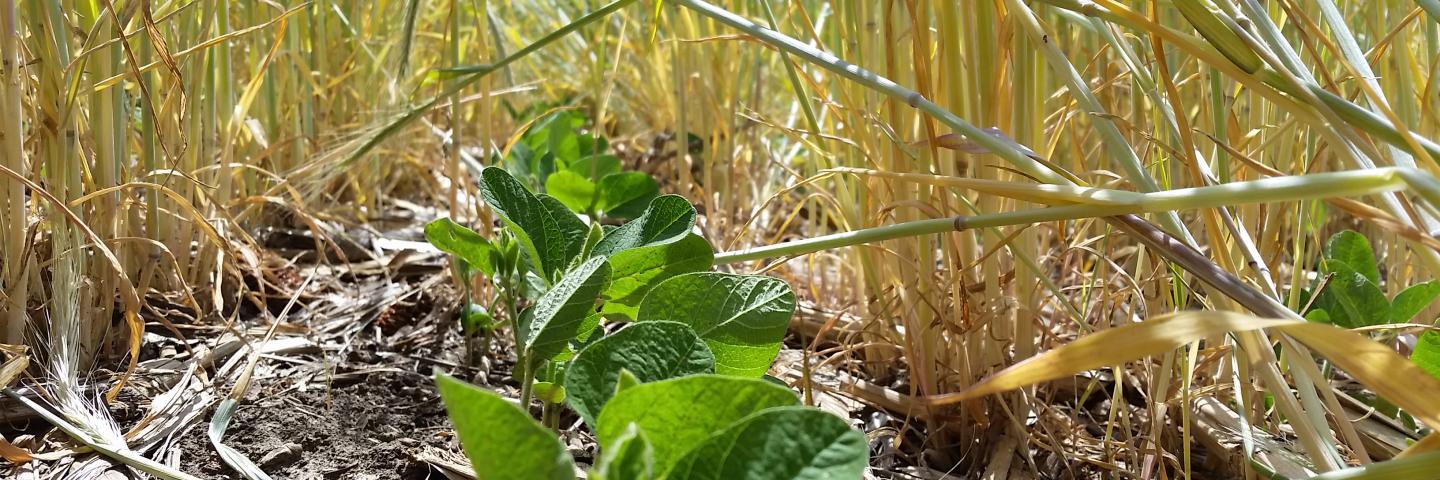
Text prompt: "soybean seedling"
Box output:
[[432, 168, 867, 478], [503, 109, 660, 221]]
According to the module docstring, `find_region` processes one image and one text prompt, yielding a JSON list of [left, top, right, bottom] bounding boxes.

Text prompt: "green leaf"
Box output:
[[593, 195, 696, 257], [666, 407, 869, 480], [434, 372, 575, 480], [1322, 261, 1391, 328], [480, 167, 578, 280], [424, 218, 498, 277], [505, 142, 535, 183], [598, 172, 660, 220], [523, 111, 574, 155], [546, 170, 599, 214], [540, 194, 588, 269], [592, 424, 654, 480], [565, 321, 715, 426], [577, 135, 609, 161], [1301, 202, 1328, 233], [569, 154, 621, 180], [521, 270, 549, 300], [533, 382, 567, 404], [582, 222, 605, 259], [1391, 281, 1440, 324], [545, 112, 585, 164], [520, 256, 611, 362], [575, 312, 604, 345], [1308, 283, 1345, 326], [550, 129, 581, 165], [596, 375, 799, 475], [601, 234, 714, 320], [1413, 332, 1440, 380], [638, 273, 796, 376], [462, 304, 495, 334], [551, 343, 579, 363], [616, 369, 640, 393], [1325, 230, 1380, 285], [533, 153, 558, 187], [1304, 308, 1332, 324]]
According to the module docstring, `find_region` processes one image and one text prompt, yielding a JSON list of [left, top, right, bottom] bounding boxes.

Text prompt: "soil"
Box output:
[[0, 217, 1159, 479], [177, 370, 456, 479], [166, 256, 498, 479]]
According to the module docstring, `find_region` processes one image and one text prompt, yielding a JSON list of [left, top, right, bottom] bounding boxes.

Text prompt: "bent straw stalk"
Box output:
[[669, 0, 1068, 186], [1041, 0, 1440, 164], [660, 0, 1433, 470], [715, 167, 1440, 264]]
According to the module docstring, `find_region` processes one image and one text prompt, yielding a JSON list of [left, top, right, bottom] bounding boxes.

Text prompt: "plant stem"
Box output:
[[717, 218, 955, 265], [1041, 0, 1440, 164], [518, 360, 534, 408], [541, 400, 558, 431], [0, 0, 26, 345], [345, 0, 638, 165], [715, 167, 1423, 264], [498, 271, 533, 407], [670, 0, 1067, 186]]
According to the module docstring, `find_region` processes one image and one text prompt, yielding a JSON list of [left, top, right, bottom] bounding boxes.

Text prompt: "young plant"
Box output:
[[424, 217, 510, 360], [426, 164, 703, 393], [1299, 230, 1440, 429], [505, 110, 660, 220], [1415, 332, 1440, 381], [429, 167, 867, 478], [1303, 230, 1440, 329]]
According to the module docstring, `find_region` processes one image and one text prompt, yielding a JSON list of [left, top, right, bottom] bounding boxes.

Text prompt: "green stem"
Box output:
[[518, 360, 535, 409], [716, 168, 1418, 264], [541, 401, 554, 430], [716, 218, 954, 264]]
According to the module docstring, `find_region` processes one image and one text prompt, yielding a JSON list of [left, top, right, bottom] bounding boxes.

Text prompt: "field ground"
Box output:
[[4, 1, 1440, 479]]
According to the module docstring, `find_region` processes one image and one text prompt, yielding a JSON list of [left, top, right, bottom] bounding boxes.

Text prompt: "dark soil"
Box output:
[[172, 263, 498, 479], [177, 370, 458, 479]]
